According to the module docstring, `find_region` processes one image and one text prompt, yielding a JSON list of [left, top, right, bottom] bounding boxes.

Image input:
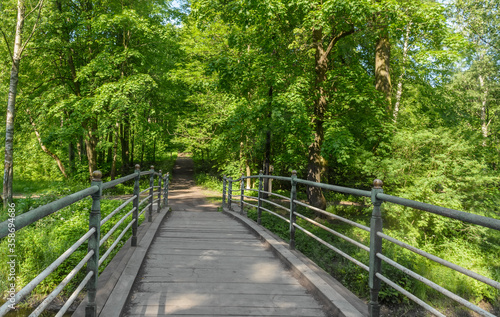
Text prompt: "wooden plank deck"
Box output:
[[121, 210, 328, 317]]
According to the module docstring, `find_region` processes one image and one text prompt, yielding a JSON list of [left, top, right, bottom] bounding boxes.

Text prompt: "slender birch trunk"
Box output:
[[3, 0, 25, 208], [394, 22, 411, 122], [2, 0, 43, 207], [478, 74, 489, 146]]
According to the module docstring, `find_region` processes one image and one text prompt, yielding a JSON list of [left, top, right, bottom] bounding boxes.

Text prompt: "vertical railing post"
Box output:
[[369, 179, 384, 317], [158, 170, 162, 212], [86, 171, 102, 317], [228, 177, 233, 211], [240, 174, 245, 215], [163, 172, 169, 207], [148, 166, 154, 222], [257, 170, 263, 225], [289, 170, 297, 250], [222, 175, 227, 208], [132, 165, 140, 247]]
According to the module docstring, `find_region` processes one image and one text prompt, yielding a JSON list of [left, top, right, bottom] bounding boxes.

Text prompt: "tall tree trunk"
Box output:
[[28, 112, 68, 178], [306, 26, 354, 210], [85, 119, 98, 178], [68, 142, 75, 175], [393, 22, 411, 122], [478, 74, 489, 146], [110, 124, 118, 180], [152, 137, 156, 164], [107, 132, 113, 163], [120, 119, 130, 174], [246, 162, 251, 189], [130, 125, 134, 165], [375, 30, 392, 111], [307, 27, 328, 210], [3, 0, 25, 207], [263, 86, 272, 199]]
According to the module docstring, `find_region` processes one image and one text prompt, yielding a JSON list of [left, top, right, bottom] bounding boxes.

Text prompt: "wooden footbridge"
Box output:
[[1, 157, 499, 317]]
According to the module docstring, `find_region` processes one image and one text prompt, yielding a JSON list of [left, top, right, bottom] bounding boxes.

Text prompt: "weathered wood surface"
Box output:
[[122, 211, 328, 317], [121, 157, 328, 316]]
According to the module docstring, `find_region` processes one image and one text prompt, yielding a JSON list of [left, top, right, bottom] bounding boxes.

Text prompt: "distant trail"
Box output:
[[168, 156, 219, 212]]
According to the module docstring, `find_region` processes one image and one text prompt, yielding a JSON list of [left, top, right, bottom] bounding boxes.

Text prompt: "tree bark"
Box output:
[[306, 26, 355, 210], [28, 112, 68, 178], [478, 74, 489, 146], [263, 86, 272, 199], [3, 0, 25, 207], [68, 142, 75, 175], [110, 124, 118, 180], [375, 30, 392, 110], [85, 119, 98, 178], [120, 119, 130, 174], [393, 22, 411, 122]]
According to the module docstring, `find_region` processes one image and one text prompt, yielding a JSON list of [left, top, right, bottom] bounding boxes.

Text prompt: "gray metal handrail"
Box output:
[[0, 164, 169, 317], [222, 171, 500, 317]]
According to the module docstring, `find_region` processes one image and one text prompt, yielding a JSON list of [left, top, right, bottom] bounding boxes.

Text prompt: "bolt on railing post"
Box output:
[[148, 166, 154, 222], [158, 170, 162, 212], [369, 179, 384, 317], [132, 165, 140, 247], [228, 177, 233, 211], [257, 170, 263, 225], [86, 171, 102, 317], [163, 173, 169, 207], [222, 175, 227, 208], [289, 170, 297, 250], [240, 175, 245, 215]]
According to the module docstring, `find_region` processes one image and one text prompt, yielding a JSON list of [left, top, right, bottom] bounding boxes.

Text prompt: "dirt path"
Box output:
[[167, 156, 220, 212]]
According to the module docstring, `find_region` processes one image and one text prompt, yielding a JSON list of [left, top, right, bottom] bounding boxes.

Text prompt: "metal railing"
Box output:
[[0, 164, 170, 317], [222, 171, 500, 317]]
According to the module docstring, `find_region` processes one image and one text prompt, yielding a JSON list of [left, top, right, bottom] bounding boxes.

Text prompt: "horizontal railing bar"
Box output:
[[377, 232, 500, 290], [295, 212, 370, 252], [260, 206, 290, 223], [139, 195, 151, 207], [377, 193, 500, 231], [139, 204, 151, 217], [100, 208, 136, 247], [294, 223, 369, 271], [0, 186, 99, 239], [242, 195, 258, 201], [102, 173, 137, 190], [101, 196, 136, 226], [375, 273, 446, 317], [153, 198, 160, 204], [30, 250, 94, 317], [294, 200, 370, 232], [139, 188, 151, 195], [296, 179, 371, 197], [246, 188, 258, 192], [260, 198, 290, 213], [55, 270, 94, 317], [99, 219, 136, 266], [259, 190, 290, 201], [242, 201, 258, 209], [377, 253, 495, 317], [140, 171, 153, 176], [258, 175, 292, 182], [0, 227, 96, 314]]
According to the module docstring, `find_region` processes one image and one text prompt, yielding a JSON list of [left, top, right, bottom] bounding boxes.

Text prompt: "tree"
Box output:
[[1, 0, 44, 208]]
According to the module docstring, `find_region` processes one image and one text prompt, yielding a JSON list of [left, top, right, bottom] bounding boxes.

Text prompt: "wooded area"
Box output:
[[0, 0, 499, 312]]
